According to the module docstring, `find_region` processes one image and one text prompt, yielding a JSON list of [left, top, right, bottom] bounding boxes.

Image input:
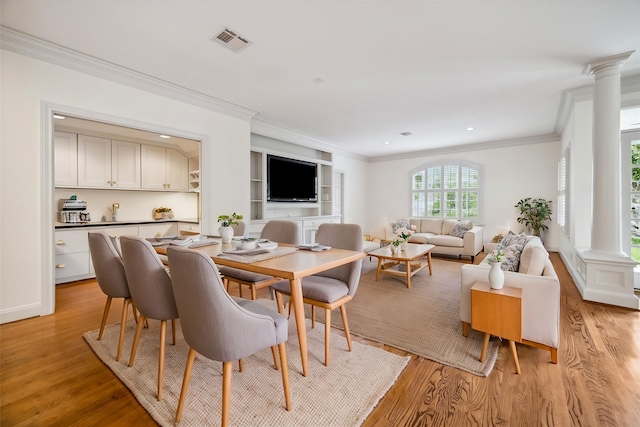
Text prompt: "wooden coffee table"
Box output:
[[368, 243, 435, 288]]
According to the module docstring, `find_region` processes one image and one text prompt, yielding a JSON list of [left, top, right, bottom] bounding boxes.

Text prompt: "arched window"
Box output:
[[411, 161, 481, 220]]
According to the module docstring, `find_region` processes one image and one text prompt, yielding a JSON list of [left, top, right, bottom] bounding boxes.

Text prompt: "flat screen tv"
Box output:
[[267, 155, 318, 202]]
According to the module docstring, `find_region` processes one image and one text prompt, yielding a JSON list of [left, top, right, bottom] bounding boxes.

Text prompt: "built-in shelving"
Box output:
[[250, 135, 334, 221]]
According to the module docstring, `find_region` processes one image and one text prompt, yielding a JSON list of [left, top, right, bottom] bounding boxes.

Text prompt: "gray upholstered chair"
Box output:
[[167, 245, 291, 426], [231, 220, 246, 237], [220, 220, 299, 300], [272, 223, 363, 366], [87, 231, 136, 362], [119, 235, 179, 401]]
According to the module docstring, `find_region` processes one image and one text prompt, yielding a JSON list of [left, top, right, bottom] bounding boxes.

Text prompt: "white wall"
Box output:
[[333, 152, 369, 227], [366, 142, 561, 245], [0, 50, 250, 323]]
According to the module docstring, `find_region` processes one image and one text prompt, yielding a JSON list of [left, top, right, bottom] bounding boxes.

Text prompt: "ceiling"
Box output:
[[2, 1, 640, 158]]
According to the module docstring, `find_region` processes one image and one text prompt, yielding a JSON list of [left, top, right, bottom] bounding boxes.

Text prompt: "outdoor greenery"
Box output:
[[412, 164, 479, 219]]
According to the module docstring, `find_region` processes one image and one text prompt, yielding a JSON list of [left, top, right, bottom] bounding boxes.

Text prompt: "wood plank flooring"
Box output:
[[2, 253, 639, 426]]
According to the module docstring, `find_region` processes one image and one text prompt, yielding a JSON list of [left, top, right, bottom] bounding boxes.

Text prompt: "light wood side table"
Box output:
[[471, 281, 523, 374]]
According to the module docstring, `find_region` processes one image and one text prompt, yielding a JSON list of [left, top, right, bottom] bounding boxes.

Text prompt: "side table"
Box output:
[[471, 281, 523, 374]]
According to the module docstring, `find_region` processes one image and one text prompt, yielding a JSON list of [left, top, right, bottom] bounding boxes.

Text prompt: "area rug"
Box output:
[[83, 302, 410, 427], [301, 257, 500, 377]]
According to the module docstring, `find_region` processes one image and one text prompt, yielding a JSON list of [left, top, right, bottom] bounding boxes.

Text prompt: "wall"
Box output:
[[366, 142, 561, 245], [333, 151, 369, 227], [0, 50, 250, 323]]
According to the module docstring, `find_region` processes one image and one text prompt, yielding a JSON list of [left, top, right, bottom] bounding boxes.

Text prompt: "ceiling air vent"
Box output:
[[398, 132, 413, 137], [211, 27, 252, 53]]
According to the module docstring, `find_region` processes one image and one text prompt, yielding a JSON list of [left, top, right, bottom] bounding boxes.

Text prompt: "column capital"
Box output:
[[583, 51, 635, 76]]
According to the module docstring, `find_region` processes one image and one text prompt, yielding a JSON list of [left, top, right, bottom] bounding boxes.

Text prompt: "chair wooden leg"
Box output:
[[158, 320, 167, 401], [175, 347, 197, 423], [98, 296, 112, 341], [324, 308, 331, 366], [462, 321, 469, 337], [238, 359, 243, 372], [271, 346, 280, 370], [275, 291, 286, 316], [278, 342, 291, 411], [251, 285, 257, 300], [171, 319, 176, 345], [131, 301, 139, 324], [340, 305, 353, 352], [311, 305, 316, 329], [129, 315, 147, 367], [238, 282, 244, 299], [116, 298, 131, 361], [221, 361, 232, 427], [223, 277, 230, 293]]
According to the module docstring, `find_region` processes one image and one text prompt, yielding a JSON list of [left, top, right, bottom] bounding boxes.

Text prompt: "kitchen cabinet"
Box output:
[[55, 229, 91, 283], [138, 223, 178, 238], [54, 131, 78, 186], [141, 145, 188, 191], [77, 135, 141, 189], [178, 222, 200, 235]]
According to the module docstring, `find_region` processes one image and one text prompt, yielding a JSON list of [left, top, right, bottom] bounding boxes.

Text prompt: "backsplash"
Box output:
[[55, 188, 199, 222]]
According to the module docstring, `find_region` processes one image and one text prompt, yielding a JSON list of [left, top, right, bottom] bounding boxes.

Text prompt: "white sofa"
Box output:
[[460, 236, 560, 363], [386, 218, 483, 262]]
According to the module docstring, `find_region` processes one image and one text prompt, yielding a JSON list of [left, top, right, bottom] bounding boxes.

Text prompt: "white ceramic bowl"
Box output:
[[239, 240, 257, 250], [230, 238, 242, 248]]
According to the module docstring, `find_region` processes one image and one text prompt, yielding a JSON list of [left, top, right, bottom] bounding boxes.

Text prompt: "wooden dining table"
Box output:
[[158, 242, 364, 377]]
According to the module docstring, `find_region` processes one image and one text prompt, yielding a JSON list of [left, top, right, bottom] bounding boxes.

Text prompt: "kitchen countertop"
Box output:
[[55, 218, 199, 229]]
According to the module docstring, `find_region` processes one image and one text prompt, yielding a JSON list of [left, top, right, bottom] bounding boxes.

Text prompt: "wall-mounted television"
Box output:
[[267, 154, 318, 202]]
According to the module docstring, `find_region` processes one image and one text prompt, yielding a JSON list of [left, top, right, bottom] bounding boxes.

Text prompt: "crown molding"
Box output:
[[0, 26, 258, 121], [369, 133, 560, 163], [251, 118, 337, 151]]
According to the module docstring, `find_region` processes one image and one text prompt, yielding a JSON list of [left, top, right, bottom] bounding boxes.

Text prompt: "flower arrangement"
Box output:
[[487, 245, 507, 264], [153, 206, 173, 220], [217, 213, 243, 227], [392, 225, 416, 247]]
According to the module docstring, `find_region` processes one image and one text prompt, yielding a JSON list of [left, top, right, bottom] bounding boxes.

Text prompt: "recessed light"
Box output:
[[313, 77, 324, 83], [160, 135, 171, 139], [53, 114, 66, 119], [384, 141, 390, 145], [466, 127, 475, 131]]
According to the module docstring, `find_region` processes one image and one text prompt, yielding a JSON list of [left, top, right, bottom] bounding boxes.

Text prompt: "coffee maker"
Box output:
[[59, 199, 91, 223]]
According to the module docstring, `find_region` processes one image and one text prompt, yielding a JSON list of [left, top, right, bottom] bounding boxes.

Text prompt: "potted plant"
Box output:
[[514, 197, 552, 237], [217, 213, 243, 243]]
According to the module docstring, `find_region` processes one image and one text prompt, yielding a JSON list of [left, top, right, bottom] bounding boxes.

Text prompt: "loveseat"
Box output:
[[385, 218, 483, 262], [459, 235, 560, 363]]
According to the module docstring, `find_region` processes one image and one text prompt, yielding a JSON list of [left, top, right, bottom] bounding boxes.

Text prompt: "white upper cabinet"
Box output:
[[78, 135, 112, 188], [111, 140, 141, 189], [78, 135, 141, 189], [54, 131, 78, 186], [141, 145, 188, 191]]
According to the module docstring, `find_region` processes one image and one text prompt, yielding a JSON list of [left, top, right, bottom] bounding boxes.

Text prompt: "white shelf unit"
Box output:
[[188, 156, 200, 192], [249, 139, 333, 221]]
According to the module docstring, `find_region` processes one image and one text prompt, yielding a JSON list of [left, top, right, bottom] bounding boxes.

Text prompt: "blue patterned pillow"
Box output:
[[501, 242, 525, 272]]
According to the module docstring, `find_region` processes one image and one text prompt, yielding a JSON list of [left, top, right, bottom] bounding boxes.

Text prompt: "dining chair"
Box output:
[[271, 223, 363, 366], [87, 231, 137, 362], [119, 235, 179, 401], [231, 220, 246, 237], [167, 245, 291, 426], [220, 220, 299, 300]]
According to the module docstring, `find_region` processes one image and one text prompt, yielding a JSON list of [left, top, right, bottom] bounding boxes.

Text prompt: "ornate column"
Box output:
[[579, 51, 638, 309]]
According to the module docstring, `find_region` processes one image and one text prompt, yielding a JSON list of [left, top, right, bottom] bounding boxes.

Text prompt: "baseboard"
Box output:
[[0, 303, 42, 324]]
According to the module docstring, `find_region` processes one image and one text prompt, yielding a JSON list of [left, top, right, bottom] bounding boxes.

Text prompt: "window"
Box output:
[[411, 161, 480, 220], [557, 148, 569, 233], [630, 139, 640, 262]]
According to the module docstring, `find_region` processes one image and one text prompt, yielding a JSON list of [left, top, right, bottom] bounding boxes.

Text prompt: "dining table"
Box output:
[[157, 241, 365, 377]]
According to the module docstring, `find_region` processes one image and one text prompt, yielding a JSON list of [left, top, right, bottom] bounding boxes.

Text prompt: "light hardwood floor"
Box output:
[[1, 253, 639, 426]]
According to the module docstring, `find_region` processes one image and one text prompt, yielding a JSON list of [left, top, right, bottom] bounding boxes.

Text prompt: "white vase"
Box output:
[[219, 226, 234, 243], [390, 244, 400, 254], [488, 262, 504, 290], [401, 241, 408, 250]]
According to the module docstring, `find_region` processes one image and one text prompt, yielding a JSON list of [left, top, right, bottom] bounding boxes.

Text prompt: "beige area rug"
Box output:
[[83, 300, 410, 427], [302, 257, 500, 377]]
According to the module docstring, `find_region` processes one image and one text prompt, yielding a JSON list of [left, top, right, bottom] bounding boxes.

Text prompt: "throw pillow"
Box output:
[[450, 222, 468, 238], [501, 242, 525, 272], [441, 219, 458, 235], [501, 231, 527, 248], [390, 219, 410, 233]]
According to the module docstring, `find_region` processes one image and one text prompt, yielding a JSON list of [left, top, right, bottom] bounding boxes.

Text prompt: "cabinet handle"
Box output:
[[56, 240, 65, 245], [112, 181, 116, 185], [107, 180, 112, 184], [167, 183, 171, 189], [56, 264, 65, 269]]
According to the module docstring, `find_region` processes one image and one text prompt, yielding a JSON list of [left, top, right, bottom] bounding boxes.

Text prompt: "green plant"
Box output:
[[217, 213, 243, 227], [515, 197, 552, 236]]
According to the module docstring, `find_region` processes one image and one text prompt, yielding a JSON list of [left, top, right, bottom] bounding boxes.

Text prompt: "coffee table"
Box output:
[[368, 243, 435, 288]]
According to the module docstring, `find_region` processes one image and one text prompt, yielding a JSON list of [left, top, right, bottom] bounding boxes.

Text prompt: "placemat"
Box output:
[[216, 246, 298, 263]]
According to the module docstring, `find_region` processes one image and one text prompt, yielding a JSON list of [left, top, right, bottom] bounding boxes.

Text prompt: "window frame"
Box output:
[[557, 147, 569, 234], [410, 159, 482, 222]]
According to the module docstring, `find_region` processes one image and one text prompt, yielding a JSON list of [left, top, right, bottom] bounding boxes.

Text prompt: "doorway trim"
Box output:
[[41, 102, 208, 315]]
